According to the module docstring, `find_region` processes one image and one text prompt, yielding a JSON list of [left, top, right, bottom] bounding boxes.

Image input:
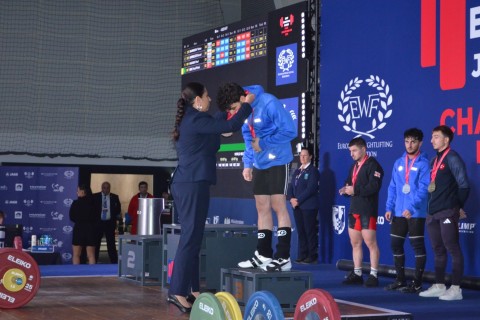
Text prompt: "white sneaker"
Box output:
[[439, 285, 463, 301], [238, 250, 272, 269], [264, 258, 292, 272], [419, 284, 446, 297]]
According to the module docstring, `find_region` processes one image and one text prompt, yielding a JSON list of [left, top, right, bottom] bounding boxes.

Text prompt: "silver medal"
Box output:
[[402, 184, 410, 194]]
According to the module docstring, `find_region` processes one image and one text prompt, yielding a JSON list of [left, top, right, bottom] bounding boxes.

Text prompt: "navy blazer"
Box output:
[[173, 103, 252, 185], [287, 164, 320, 210], [92, 192, 122, 222]]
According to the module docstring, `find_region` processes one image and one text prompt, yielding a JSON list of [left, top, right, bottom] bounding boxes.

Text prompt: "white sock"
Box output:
[[370, 268, 378, 277], [354, 268, 362, 276]]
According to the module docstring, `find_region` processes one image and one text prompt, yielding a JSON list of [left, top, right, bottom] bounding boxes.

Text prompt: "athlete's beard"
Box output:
[[406, 150, 417, 155]]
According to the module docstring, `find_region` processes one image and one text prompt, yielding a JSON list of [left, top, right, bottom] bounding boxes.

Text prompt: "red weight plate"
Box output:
[[0, 248, 41, 309], [294, 288, 341, 320]]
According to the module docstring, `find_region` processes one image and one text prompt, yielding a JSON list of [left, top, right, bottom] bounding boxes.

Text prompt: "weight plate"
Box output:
[[243, 291, 284, 320], [190, 292, 226, 320], [216, 291, 243, 320], [2, 268, 26, 292], [0, 248, 41, 309], [294, 289, 341, 320]]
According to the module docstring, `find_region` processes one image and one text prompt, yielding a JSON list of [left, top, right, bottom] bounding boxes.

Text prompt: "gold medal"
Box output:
[[402, 184, 411, 194], [428, 182, 436, 193]]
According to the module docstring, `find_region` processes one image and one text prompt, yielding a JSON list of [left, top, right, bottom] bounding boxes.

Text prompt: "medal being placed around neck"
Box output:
[[402, 184, 410, 194], [428, 182, 436, 193]]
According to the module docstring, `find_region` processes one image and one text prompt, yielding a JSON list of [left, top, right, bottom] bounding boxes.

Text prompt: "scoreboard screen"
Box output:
[[182, 23, 267, 74], [181, 2, 308, 198]]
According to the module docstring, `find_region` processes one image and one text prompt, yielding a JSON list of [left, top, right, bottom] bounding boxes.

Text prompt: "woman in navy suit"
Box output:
[[287, 147, 320, 264], [167, 82, 253, 313]]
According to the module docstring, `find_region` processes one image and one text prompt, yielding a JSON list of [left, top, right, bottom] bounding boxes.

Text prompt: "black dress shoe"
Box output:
[[167, 294, 192, 313], [186, 293, 197, 305], [295, 257, 306, 263], [302, 257, 318, 264]]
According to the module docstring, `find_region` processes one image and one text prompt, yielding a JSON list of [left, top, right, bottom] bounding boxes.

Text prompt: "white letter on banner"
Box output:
[[472, 53, 480, 78], [470, 6, 480, 39]]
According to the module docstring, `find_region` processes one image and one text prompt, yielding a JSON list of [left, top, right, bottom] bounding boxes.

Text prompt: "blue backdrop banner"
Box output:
[[0, 166, 79, 264], [319, 0, 479, 277]]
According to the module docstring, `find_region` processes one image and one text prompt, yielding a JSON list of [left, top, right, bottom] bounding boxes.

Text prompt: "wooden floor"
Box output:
[[0, 276, 191, 320]]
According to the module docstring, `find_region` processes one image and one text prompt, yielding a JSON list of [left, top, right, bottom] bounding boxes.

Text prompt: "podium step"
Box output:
[[221, 267, 312, 312]]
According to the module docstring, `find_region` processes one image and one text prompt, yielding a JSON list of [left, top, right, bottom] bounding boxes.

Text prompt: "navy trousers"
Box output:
[[293, 207, 319, 260], [95, 220, 117, 263], [169, 181, 210, 296]]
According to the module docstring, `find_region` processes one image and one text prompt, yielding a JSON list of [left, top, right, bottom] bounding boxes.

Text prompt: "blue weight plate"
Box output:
[[243, 291, 284, 320]]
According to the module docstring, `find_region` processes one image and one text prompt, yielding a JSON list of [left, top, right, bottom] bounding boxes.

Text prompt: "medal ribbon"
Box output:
[[247, 108, 256, 138], [430, 147, 450, 182], [404, 151, 420, 185], [228, 89, 250, 120], [226, 109, 238, 120], [352, 155, 369, 186]]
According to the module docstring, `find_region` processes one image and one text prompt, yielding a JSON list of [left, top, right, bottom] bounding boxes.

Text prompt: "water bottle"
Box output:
[[31, 235, 37, 247]]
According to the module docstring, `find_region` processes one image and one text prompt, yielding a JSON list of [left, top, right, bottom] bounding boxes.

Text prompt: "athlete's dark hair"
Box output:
[[348, 137, 367, 149], [404, 128, 423, 141], [432, 125, 454, 143], [216, 82, 246, 112]]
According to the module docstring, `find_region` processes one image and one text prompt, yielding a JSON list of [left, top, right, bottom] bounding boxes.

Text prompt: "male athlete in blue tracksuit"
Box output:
[[217, 83, 296, 271], [385, 128, 430, 293]]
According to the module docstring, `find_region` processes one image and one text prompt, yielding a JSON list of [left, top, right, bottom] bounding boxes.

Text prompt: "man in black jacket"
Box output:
[[339, 137, 384, 287], [419, 125, 469, 301], [93, 181, 122, 264]]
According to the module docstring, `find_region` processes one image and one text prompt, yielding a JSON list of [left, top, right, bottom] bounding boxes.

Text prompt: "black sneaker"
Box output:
[[400, 281, 422, 293], [342, 271, 363, 285], [365, 274, 379, 287], [384, 280, 407, 291]]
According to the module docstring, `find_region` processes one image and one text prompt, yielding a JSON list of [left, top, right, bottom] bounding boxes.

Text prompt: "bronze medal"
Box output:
[[402, 184, 411, 194], [428, 182, 436, 193]]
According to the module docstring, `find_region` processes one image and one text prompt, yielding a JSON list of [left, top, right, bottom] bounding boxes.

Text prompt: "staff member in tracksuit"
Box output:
[[287, 146, 320, 264], [384, 128, 430, 293], [339, 137, 384, 287], [167, 82, 253, 313], [420, 125, 469, 301]]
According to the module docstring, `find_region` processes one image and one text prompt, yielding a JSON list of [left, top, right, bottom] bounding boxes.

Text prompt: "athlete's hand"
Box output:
[[252, 137, 261, 152], [459, 208, 467, 220], [244, 93, 255, 105], [385, 211, 392, 222], [243, 168, 253, 182], [343, 185, 354, 196], [402, 209, 412, 219]]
